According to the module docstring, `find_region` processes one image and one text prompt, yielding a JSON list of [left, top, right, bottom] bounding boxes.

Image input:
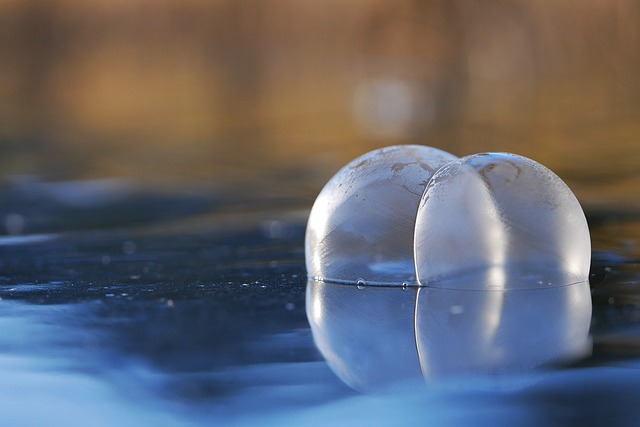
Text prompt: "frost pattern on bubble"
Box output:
[[414, 153, 591, 289], [305, 145, 458, 285]]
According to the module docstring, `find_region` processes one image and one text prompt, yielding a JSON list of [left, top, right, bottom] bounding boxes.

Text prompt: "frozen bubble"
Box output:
[[414, 153, 591, 289], [306, 280, 421, 392], [305, 152, 593, 387], [306, 145, 457, 285]]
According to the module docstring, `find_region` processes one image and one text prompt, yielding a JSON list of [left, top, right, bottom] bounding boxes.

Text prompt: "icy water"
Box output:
[[0, 185, 639, 426]]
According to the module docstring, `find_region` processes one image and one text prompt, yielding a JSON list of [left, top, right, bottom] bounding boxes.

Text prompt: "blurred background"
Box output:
[[0, 0, 639, 217]]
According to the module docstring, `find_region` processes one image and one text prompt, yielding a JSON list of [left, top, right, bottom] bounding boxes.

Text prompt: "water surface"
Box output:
[[0, 186, 639, 426]]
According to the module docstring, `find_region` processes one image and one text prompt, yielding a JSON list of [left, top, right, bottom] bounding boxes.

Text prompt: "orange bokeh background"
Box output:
[[0, 0, 638, 208]]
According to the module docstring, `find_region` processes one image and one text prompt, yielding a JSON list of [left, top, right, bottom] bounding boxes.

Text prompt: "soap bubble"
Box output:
[[411, 153, 592, 373], [306, 280, 421, 392], [414, 153, 591, 289], [415, 275, 591, 379], [306, 145, 457, 285]]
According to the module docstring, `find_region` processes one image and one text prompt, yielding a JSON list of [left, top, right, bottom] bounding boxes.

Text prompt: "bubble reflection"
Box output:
[[306, 277, 591, 391], [305, 280, 421, 392]]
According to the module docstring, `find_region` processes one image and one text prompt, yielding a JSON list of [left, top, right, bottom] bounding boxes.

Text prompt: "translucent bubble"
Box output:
[[306, 151, 592, 388], [305, 280, 421, 392], [414, 153, 591, 289], [306, 145, 458, 285]]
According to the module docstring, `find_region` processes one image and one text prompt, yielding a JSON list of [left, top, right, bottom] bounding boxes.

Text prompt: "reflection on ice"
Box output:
[[0, 302, 185, 427], [306, 275, 592, 390], [416, 280, 592, 379], [0, 233, 56, 246], [0, 299, 347, 427], [305, 280, 421, 392]]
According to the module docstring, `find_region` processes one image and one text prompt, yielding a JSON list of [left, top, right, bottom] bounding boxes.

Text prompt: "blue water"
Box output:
[[4, 291, 640, 427], [0, 184, 639, 426]]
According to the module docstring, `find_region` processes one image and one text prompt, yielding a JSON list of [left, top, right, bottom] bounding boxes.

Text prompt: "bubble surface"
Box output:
[[306, 145, 458, 285], [414, 153, 591, 289]]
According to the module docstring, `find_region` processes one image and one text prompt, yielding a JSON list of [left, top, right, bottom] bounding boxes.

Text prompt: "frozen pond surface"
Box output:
[[0, 187, 640, 426]]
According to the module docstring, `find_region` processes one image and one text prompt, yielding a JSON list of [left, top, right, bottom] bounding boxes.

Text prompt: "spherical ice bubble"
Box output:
[[414, 153, 591, 290], [306, 145, 458, 285]]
